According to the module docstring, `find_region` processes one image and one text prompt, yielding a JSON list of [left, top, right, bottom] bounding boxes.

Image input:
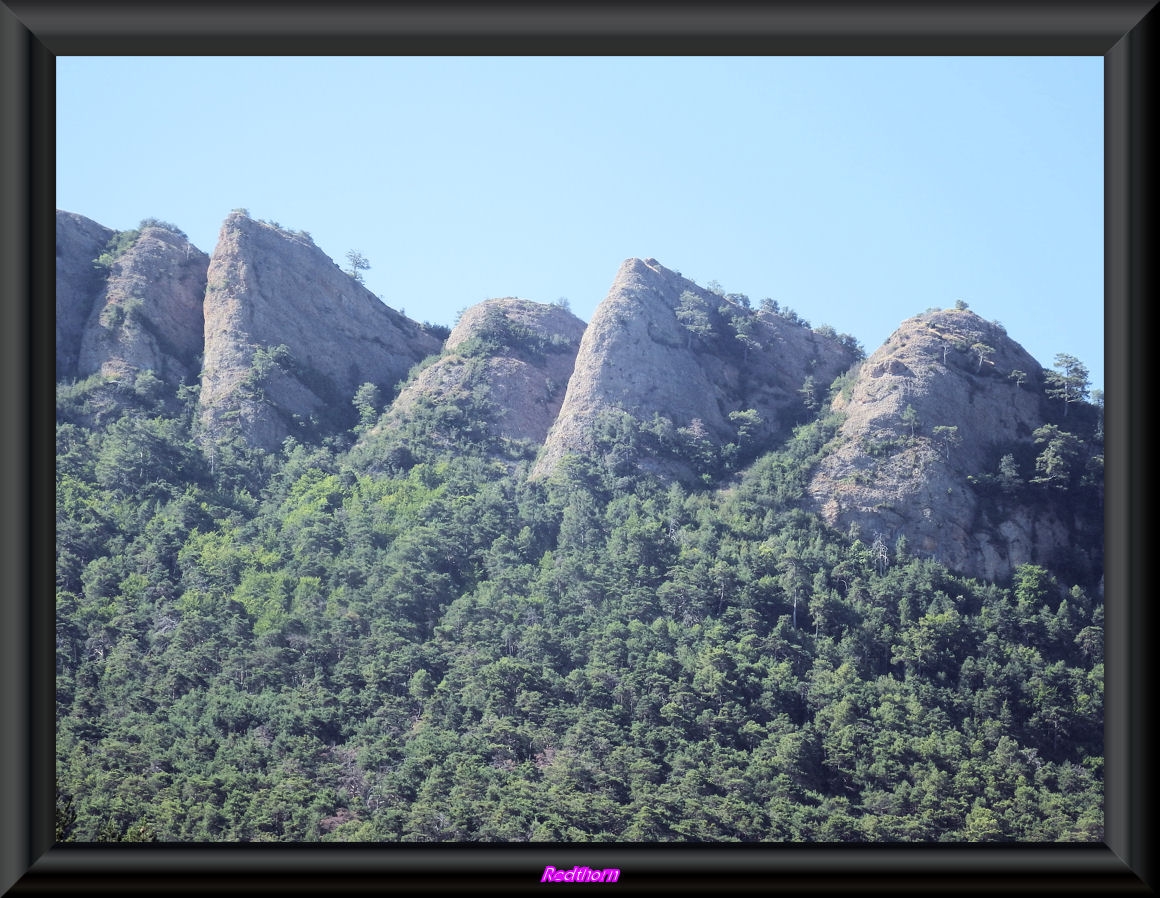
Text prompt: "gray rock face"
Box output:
[[198, 212, 442, 451], [533, 258, 860, 479], [386, 298, 586, 446], [54, 212, 1099, 584], [805, 308, 1079, 582], [78, 225, 209, 385], [56, 211, 115, 380]]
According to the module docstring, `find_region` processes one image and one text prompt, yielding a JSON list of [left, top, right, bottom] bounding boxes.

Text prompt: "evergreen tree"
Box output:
[[1044, 353, 1090, 417]]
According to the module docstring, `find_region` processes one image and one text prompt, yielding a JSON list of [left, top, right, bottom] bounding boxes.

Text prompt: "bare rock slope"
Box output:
[[805, 308, 1086, 582], [78, 223, 209, 386], [382, 298, 586, 447], [533, 258, 860, 479], [198, 212, 442, 451]]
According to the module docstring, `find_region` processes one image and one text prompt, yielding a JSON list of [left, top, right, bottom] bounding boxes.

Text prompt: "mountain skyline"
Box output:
[[57, 55, 1104, 392], [58, 207, 1103, 587]]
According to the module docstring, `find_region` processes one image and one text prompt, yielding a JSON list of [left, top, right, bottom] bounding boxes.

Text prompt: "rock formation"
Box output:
[[78, 223, 209, 386], [197, 212, 442, 451], [56, 210, 115, 380], [55, 211, 1102, 585], [533, 257, 861, 480], [805, 308, 1097, 582], [383, 298, 586, 447]]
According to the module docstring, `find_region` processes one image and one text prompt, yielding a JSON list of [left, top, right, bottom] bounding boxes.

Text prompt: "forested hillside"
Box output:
[[55, 213, 1104, 842], [55, 368, 1103, 843]]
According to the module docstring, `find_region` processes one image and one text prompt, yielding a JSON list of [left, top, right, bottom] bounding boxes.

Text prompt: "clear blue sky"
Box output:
[[57, 56, 1104, 391]]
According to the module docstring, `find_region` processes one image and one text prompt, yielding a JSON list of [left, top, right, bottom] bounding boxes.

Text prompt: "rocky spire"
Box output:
[[533, 257, 860, 480], [197, 211, 442, 450]]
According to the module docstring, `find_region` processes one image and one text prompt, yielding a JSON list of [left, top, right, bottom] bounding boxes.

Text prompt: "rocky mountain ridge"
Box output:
[[56, 210, 443, 450], [56, 210, 1102, 586]]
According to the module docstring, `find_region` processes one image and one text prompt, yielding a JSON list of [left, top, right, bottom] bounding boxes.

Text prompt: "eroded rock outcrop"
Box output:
[[382, 298, 586, 448], [533, 258, 861, 480], [77, 223, 209, 386], [56, 210, 115, 380], [198, 212, 442, 451], [805, 308, 1096, 582], [54, 211, 1101, 585]]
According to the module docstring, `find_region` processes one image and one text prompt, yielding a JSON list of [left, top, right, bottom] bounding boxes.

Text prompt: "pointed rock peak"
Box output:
[[198, 209, 441, 451], [533, 256, 861, 481], [609, 257, 689, 295], [619, 257, 662, 277], [133, 217, 192, 241], [856, 306, 1045, 397], [910, 306, 1020, 349], [222, 208, 263, 228], [215, 210, 317, 252], [57, 208, 115, 237], [621, 256, 674, 275]]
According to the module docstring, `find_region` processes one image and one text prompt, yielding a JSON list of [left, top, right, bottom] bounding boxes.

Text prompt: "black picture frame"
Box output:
[[3, 2, 1154, 894]]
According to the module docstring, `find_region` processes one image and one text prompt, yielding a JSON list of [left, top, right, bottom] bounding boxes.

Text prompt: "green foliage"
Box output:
[[352, 383, 382, 432], [455, 307, 566, 363], [829, 365, 860, 404], [970, 343, 996, 372], [931, 425, 961, 462], [133, 370, 166, 404], [837, 333, 865, 358], [92, 414, 206, 500], [88, 216, 184, 276], [92, 228, 141, 272], [1030, 425, 1083, 489], [676, 291, 714, 348], [728, 409, 762, 449], [901, 404, 920, 438], [420, 321, 452, 342], [729, 313, 762, 360], [799, 376, 818, 411], [997, 453, 1022, 493], [55, 354, 1104, 844], [1044, 354, 1090, 417], [138, 217, 187, 237], [344, 250, 370, 284]]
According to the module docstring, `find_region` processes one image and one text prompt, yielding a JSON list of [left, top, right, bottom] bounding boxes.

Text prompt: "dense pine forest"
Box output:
[[55, 342, 1104, 842]]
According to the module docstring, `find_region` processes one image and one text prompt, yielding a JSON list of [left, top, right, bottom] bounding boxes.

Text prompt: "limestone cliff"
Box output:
[[533, 258, 861, 480], [197, 212, 442, 451]]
